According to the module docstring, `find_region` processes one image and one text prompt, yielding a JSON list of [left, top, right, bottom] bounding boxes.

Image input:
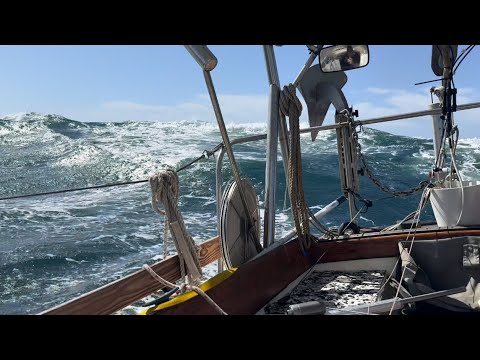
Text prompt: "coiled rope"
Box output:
[[148, 170, 202, 287], [279, 84, 311, 253], [141, 169, 227, 314]]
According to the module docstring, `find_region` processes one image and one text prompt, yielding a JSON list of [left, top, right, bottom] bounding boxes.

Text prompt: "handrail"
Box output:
[[215, 101, 480, 152], [304, 101, 480, 133]]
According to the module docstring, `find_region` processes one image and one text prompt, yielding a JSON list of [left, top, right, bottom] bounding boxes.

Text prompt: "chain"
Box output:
[[348, 114, 429, 197]]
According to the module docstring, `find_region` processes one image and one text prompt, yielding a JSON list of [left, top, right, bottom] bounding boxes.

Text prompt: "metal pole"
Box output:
[[343, 126, 357, 222], [263, 45, 280, 86], [216, 149, 225, 272], [336, 113, 357, 222], [263, 45, 290, 249], [355, 101, 480, 127], [324, 286, 465, 315], [209, 103, 480, 147], [263, 46, 290, 180], [279, 195, 346, 243], [184, 45, 218, 72], [262, 45, 319, 246], [430, 102, 445, 168], [263, 84, 280, 248], [299, 101, 480, 135], [204, 70, 262, 253], [293, 50, 319, 88]]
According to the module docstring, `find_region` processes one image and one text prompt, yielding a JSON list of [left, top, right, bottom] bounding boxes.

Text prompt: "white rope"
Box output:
[[371, 187, 429, 310], [149, 174, 172, 264], [189, 285, 228, 315], [449, 127, 465, 226], [149, 170, 202, 289], [381, 187, 432, 232], [163, 217, 169, 260], [143, 264, 227, 315], [143, 264, 179, 290], [388, 186, 431, 314]]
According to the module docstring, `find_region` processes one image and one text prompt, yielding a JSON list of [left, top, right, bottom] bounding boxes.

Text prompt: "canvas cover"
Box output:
[[399, 236, 480, 312]]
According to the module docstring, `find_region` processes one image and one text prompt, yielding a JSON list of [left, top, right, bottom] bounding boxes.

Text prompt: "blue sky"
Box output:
[[0, 45, 478, 138]]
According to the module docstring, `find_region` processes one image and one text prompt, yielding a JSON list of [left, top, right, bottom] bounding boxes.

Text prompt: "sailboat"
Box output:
[[35, 45, 480, 315]]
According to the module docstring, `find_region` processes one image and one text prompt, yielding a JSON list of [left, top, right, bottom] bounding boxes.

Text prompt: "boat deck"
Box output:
[[258, 257, 397, 315], [263, 270, 386, 314]]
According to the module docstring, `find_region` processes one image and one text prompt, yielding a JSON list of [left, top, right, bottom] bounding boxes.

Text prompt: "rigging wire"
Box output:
[[453, 45, 475, 74], [0, 144, 221, 202]]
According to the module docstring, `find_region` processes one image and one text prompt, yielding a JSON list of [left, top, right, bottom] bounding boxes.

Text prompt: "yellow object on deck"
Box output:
[[140, 268, 237, 315]]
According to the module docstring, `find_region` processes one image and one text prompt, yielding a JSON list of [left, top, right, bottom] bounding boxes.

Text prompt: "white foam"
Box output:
[[413, 145, 435, 160], [56, 146, 101, 167], [65, 258, 87, 264], [44, 278, 87, 295], [1, 112, 28, 121]]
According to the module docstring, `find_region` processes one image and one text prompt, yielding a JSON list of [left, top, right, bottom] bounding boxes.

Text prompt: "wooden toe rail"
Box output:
[[40, 236, 220, 315]]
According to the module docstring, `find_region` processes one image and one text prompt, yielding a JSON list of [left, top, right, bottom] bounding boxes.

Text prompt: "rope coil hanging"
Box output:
[[279, 84, 312, 253], [149, 170, 202, 288], [142, 169, 227, 314]]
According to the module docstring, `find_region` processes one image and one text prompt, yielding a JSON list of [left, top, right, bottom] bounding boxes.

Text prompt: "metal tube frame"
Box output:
[[336, 113, 358, 222], [262, 46, 283, 251], [213, 101, 480, 252], [263, 84, 280, 248], [263, 46, 290, 185]]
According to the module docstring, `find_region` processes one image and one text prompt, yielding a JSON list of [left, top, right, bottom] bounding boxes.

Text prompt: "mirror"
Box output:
[[319, 45, 369, 73]]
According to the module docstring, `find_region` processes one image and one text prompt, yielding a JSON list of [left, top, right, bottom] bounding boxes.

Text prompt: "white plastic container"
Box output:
[[430, 180, 480, 227]]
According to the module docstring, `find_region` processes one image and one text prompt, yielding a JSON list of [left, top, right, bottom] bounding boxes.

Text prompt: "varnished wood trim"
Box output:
[[311, 228, 480, 262], [40, 236, 220, 315]]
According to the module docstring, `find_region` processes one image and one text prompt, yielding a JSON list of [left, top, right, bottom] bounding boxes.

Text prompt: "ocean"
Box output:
[[1, 112, 479, 314]]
